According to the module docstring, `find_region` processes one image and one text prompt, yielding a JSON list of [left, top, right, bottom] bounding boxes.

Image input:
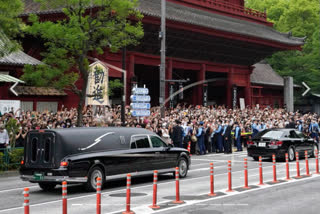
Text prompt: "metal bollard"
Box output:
[[62, 181, 67, 214], [96, 177, 102, 214], [23, 188, 30, 214], [258, 156, 264, 185], [149, 170, 160, 209], [122, 174, 134, 214], [208, 163, 216, 196], [172, 167, 184, 204]]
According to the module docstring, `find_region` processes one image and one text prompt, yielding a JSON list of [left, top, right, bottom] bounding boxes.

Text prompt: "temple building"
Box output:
[[0, 0, 305, 111]]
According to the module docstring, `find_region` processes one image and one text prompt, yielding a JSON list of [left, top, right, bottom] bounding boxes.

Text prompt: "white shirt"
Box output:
[[0, 129, 9, 145]]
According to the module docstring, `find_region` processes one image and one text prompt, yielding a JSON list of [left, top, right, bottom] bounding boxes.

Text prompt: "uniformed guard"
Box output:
[[234, 122, 242, 151]]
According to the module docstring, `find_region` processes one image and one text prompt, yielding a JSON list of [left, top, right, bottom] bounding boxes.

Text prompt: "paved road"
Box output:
[[0, 150, 319, 214]]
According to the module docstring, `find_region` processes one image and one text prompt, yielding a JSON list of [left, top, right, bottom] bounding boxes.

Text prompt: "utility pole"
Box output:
[[159, 0, 166, 118], [121, 47, 126, 126]]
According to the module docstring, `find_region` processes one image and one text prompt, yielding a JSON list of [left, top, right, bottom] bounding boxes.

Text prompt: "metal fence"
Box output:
[[0, 147, 24, 171]]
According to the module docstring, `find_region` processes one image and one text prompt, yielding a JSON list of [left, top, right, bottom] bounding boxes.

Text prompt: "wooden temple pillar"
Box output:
[[196, 64, 206, 105], [226, 67, 234, 108], [245, 67, 253, 108]]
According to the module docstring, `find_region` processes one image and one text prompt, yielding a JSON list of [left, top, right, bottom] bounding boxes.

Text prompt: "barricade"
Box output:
[[272, 154, 278, 183], [295, 152, 302, 178], [62, 181, 67, 214], [285, 153, 291, 180], [305, 150, 310, 176], [23, 187, 30, 214], [172, 167, 184, 204], [122, 174, 134, 214], [315, 149, 319, 174], [96, 177, 102, 214], [208, 163, 216, 196], [149, 170, 160, 209], [243, 158, 249, 189], [226, 160, 233, 192], [258, 156, 264, 185]]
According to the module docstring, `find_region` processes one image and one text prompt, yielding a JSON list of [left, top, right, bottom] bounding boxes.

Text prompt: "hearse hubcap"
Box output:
[[91, 169, 103, 189], [289, 148, 294, 161], [179, 159, 187, 177]]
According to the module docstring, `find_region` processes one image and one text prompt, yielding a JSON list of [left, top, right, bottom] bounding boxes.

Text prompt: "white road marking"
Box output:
[[0, 185, 38, 194]]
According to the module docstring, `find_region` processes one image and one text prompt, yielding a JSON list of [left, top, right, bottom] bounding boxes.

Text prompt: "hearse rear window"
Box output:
[[131, 136, 150, 149], [31, 138, 38, 162]]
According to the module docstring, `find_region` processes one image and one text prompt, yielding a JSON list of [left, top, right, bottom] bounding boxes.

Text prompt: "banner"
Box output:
[[203, 85, 208, 107], [0, 100, 21, 115], [239, 98, 245, 110], [86, 62, 110, 106], [232, 85, 237, 109]]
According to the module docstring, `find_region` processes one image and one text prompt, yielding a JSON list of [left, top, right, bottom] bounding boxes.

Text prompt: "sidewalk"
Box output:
[[0, 170, 19, 177]]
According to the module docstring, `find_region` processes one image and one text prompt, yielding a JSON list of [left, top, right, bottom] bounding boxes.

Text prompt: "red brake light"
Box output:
[[270, 141, 283, 146], [60, 162, 68, 167], [20, 160, 24, 165], [247, 141, 254, 145]]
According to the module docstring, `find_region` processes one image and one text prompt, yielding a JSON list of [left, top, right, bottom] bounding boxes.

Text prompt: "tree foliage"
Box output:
[[22, 0, 144, 126], [0, 0, 24, 57], [245, 0, 320, 94]]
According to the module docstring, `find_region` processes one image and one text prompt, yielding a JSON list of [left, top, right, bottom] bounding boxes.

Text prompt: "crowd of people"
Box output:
[[0, 104, 319, 154]]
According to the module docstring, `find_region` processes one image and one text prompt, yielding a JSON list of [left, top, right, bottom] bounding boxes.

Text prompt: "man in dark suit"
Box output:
[[172, 120, 184, 148], [224, 120, 233, 154]]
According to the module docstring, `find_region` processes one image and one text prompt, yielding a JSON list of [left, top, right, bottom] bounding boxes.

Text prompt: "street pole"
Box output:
[[160, 0, 166, 118], [121, 47, 126, 126]]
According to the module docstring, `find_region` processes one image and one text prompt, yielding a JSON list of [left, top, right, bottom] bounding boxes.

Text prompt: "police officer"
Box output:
[[252, 119, 259, 137], [196, 121, 206, 155], [215, 120, 223, 153], [309, 119, 319, 143], [234, 122, 242, 151]]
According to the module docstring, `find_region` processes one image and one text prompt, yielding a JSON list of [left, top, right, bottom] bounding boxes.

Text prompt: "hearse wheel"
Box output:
[[288, 146, 295, 161], [39, 183, 56, 191], [311, 144, 318, 158], [85, 166, 105, 192], [174, 157, 188, 178]]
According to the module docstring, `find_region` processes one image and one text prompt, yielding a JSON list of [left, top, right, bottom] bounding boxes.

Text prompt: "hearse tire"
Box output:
[[288, 146, 295, 161], [175, 157, 188, 178], [84, 166, 105, 192], [253, 157, 259, 161], [39, 183, 56, 191], [311, 144, 318, 158]]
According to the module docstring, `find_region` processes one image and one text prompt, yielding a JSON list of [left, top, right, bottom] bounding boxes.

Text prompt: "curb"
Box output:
[[0, 170, 19, 177]]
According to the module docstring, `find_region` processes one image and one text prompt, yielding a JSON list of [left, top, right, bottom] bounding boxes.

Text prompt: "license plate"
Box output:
[[259, 142, 266, 147], [34, 173, 44, 181]]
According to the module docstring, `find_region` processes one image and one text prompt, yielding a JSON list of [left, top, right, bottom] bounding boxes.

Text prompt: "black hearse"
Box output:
[[20, 127, 190, 191]]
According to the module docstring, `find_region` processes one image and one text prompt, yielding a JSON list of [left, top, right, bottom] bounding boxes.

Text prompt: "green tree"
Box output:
[[22, 0, 144, 126], [0, 0, 24, 57], [245, 0, 320, 94]]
